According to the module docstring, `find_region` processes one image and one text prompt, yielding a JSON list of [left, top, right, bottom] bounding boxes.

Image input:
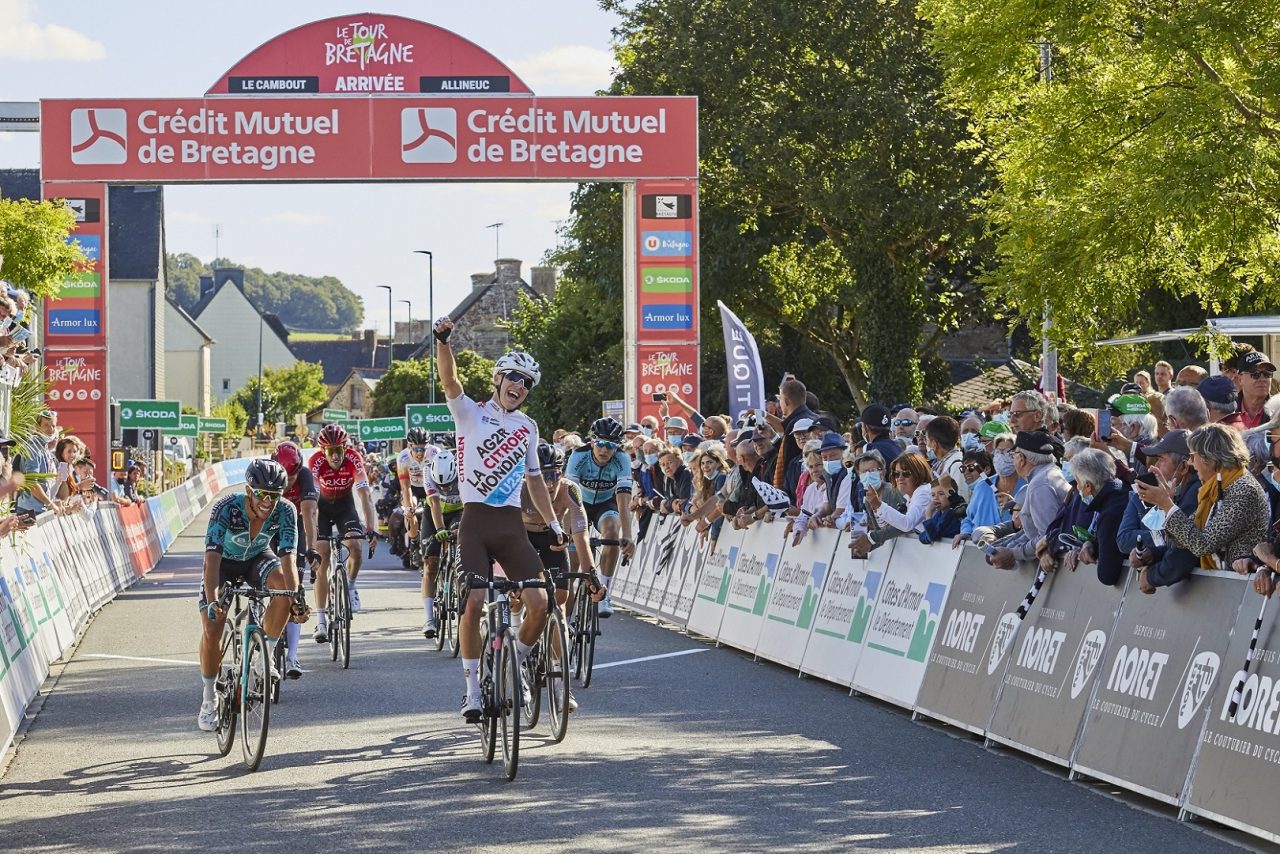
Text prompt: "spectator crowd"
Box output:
[[553, 345, 1280, 603]]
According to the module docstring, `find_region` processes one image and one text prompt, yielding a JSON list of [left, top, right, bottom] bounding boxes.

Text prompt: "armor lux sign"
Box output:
[[1071, 571, 1242, 805], [41, 96, 698, 182]]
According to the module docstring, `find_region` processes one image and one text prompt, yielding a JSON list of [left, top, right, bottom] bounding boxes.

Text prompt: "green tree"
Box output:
[[230, 361, 327, 426], [0, 197, 85, 298], [567, 0, 989, 405], [211, 399, 247, 439], [370, 351, 496, 417], [920, 0, 1280, 372]]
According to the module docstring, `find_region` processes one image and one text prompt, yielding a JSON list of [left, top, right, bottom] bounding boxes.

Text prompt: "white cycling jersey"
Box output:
[[396, 446, 434, 489], [447, 392, 540, 509]]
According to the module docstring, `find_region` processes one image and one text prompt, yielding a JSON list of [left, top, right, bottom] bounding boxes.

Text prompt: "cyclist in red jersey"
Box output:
[[272, 441, 320, 678], [309, 424, 378, 642]]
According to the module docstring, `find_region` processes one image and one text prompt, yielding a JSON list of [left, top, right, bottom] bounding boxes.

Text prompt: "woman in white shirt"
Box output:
[[923, 416, 969, 501], [865, 451, 933, 534]]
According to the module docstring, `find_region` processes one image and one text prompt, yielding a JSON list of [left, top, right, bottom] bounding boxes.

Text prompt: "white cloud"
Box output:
[[264, 211, 330, 226], [0, 0, 106, 61], [510, 46, 615, 94]]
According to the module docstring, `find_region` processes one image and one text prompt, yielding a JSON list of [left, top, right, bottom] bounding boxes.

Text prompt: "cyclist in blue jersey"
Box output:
[[196, 459, 299, 732], [564, 417, 635, 617]]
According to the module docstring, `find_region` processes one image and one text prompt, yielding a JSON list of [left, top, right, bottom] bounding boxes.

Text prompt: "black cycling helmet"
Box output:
[[590, 417, 625, 443], [537, 441, 565, 471], [245, 458, 288, 492], [406, 426, 430, 446]]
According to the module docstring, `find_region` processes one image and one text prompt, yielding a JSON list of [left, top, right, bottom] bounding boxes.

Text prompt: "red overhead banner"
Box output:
[[206, 14, 533, 96], [40, 96, 698, 182]]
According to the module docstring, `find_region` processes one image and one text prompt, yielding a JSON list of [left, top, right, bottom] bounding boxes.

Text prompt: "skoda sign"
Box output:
[[406, 403, 454, 433], [118, 399, 180, 429]]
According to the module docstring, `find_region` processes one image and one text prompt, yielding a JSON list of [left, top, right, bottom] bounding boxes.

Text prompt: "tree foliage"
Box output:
[[370, 350, 496, 418], [920, 0, 1280, 370], [230, 361, 327, 426], [566, 0, 989, 406], [0, 197, 85, 299], [166, 253, 364, 332]]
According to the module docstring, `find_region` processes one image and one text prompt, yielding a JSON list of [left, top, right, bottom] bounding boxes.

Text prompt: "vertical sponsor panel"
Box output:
[[915, 549, 1033, 735], [851, 540, 960, 709], [686, 525, 745, 639], [755, 527, 841, 670], [1072, 571, 1243, 804], [655, 524, 707, 626], [1186, 584, 1280, 842], [624, 514, 670, 612], [987, 566, 1123, 765], [41, 183, 109, 467], [716, 522, 786, 653], [615, 515, 662, 604], [800, 541, 895, 688]]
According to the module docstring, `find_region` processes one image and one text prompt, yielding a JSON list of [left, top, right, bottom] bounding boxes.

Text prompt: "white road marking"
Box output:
[[593, 648, 709, 670], [80, 653, 197, 666]]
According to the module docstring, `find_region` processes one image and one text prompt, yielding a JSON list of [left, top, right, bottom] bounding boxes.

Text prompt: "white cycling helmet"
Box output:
[[492, 351, 541, 388], [432, 449, 457, 484]]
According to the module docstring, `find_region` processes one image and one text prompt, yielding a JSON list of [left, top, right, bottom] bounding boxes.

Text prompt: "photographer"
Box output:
[[1125, 430, 1200, 593]]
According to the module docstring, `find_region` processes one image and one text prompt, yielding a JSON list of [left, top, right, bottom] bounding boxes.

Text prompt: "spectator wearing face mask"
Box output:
[[1199, 375, 1243, 430], [848, 450, 907, 556], [987, 430, 1071, 570], [924, 416, 968, 501], [959, 415, 983, 453], [1045, 448, 1129, 584], [811, 432, 850, 527], [1123, 430, 1200, 593], [630, 438, 665, 541], [955, 434, 1023, 547], [679, 434, 703, 466], [640, 415, 661, 439], [663, 415, 690, 447]]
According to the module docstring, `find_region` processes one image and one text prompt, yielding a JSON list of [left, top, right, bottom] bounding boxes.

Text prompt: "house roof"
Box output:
[[290, 339, 420, 386], [312, 367, 387, 416], [165, 297, 215, 343], [945, 358, 1103, 411], [447, 276, 541, 325], [189, 270, 246, 318], [188, 273, 291, 351]]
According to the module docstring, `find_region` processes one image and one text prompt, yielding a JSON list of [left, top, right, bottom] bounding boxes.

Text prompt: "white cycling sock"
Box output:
[[285, 622, 300, 656], [516, 639, 535, 666], [463, 658, 481, 695], [317, 609, 328, 626], [423, 596, 435, 621], [201, 675, 216, 702], [600, 574, 613, 588]]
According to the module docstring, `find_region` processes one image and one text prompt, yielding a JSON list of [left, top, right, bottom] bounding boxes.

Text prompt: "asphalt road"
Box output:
[[0, 491, 1266, 853]]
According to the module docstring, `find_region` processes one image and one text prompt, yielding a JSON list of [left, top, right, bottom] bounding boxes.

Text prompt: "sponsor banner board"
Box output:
[[405, 403, 454, 433], [755, 526, 840, 670], [623, 514, 672, 613], [198, 416, 229, 433], [41, 96, 698, 182], [987, 566, 1122, 765], [687, 526, 745, 639], [915, 549, 1032, 735], [118, 399, 180, 429], [658, 526, 706, 626], [1186, 583, 1280, 841], [1073, 570, 1243, 804], [716, 522, 786, 653], [322, 407, 348, 420], [635, 343, 699, 425], [359, 416, 408, 441], [44, 349, 108, 465], [168, 414, 199, 438], [800, 540, 894, 687], [42, 182, 108, 348], [851, 540, 959, 709]]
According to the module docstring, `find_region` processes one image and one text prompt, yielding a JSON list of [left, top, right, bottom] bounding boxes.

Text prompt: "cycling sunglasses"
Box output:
[[594, 439, 620, 450], [410, 445, 427, 453], [544, 470, 562, 481], [250, 489, 281, 503], [500, 370, 534, 390]]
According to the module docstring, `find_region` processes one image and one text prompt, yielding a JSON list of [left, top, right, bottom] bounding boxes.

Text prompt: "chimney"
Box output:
[[212, 266, 245, 293], [363, 328, 377, 350], [494, 258, 522, 285], [471, 273, 491, 292], [530, 266, 557, 300], [198, 275, 216, 300]]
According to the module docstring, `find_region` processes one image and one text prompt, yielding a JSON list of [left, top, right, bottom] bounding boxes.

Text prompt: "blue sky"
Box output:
[[0, 0, 620, 333]]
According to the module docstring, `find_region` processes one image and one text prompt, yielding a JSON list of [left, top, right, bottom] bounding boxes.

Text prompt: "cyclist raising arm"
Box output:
[[309, 423, 377, 645], [565, 416, 635, 617], [435, 316, 564, 722], [197, 460, 298, 731]]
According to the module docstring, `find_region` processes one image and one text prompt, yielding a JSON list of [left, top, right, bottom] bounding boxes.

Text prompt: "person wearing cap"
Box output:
[[679, 433, 703, 465], [859, 403, 902, 466], [976, 419, 1013, 453], [781, 417, 821, 502], [1100, 393, 1156, 468], [663, 415, 690, 446], [1121, 429, 1200, 593], [1198, 375, 1244, 430], [811, 431, 851, 527], [13, 410, 58, 518], [623, 422, 642, 442], [987, 430, 1070, 570], [1236, 351, 1276, 430]]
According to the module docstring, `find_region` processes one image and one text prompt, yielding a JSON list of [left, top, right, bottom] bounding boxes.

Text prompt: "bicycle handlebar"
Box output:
[[464, 573, 553, 593]]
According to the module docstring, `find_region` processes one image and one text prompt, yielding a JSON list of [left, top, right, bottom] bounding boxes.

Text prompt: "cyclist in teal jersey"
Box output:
[[564, 417, 635, 617]]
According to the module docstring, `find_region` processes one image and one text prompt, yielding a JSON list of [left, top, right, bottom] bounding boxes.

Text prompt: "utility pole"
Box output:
[[413, 250, 435, 402], [1039, 40, 1059, 404], [377, 285, 393, 369], [487, 222, 504, 259]]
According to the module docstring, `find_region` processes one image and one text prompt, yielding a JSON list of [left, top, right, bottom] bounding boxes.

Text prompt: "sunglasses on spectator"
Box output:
[[594, 440, 620, 450], [500, 370, 534, 390], [250, 489, 281, 503], [891, 418, 916, 427], [1008, 409, 1032, 417], [960, 464, 983, 473], [891, 471, 910, 480], [1248, 370, 1275, 380]]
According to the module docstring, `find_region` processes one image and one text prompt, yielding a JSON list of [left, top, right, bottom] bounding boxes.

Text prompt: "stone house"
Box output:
[[438, 259, 556, 360]]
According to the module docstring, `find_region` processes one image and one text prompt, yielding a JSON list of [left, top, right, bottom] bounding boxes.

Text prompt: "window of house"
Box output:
[[352, 386, 362, 408], [222, 378, 230, 392]]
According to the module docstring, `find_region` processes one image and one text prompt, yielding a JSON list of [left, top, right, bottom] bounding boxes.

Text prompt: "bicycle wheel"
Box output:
[[215, 621, 238, 756], [498, 628, 521, 780], [332, 569, 350, 669], [545, 609, 570, 744], [328, 565, 341, 663], [433, 572, 448, 652], [521, 638, 542, 730], [480, 643, 497, 764], [271, 636, 284, 705], [581, 599, 599, 689], [240, 627, 272, 771], [569, 587, 586, 682]]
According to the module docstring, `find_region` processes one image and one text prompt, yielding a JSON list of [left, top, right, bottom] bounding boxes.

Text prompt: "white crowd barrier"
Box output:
[[612, 515, 1275, 844], [0, 458, 251, 760]]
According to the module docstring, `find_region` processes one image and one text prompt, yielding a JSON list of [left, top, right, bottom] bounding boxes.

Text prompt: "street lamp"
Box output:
[[399, 297, 414, 343], [376, 285, 393, 369], [413, 250, 435, 403]]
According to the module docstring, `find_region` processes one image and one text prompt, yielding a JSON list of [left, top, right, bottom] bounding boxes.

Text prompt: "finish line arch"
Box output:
[[37, 12, 698, 464]]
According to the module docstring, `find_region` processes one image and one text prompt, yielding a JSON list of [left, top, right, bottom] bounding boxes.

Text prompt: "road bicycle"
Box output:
[[522, 567, 599, 743], [567, 536, 617, 689], [212, 582, 297, 770], [433, 523, 463, 655], [270, 581, 311, 705], [317, 534, 361, 669], [464, 570, 553, 781]]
